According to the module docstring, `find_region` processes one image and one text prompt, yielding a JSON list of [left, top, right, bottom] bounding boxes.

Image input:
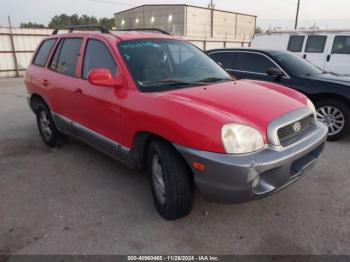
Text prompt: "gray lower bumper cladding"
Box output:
[[175, 122, 328, 204]]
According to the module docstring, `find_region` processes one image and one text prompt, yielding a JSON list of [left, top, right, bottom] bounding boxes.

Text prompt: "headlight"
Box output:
[[307, 99, 317, 120], [221, 124, 264, 154]]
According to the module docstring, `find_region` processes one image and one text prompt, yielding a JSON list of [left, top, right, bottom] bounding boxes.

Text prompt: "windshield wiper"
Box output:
[[195, 77, 233, 83], [140, 79, 194, 87]]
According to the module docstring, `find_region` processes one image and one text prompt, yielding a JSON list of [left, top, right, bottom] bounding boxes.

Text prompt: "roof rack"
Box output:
[[52, 25, 110, 35], [117, 28, 170, 35]]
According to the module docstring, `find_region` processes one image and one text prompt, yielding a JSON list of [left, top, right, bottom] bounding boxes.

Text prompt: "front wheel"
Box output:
[[147, 140, 193, 220], [315, 99, 350, 141]]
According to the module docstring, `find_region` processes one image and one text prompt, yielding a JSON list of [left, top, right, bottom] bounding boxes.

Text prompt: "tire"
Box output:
[[36, 103, 67, 147], [315, 99, 350, 141], [147, 139, 193, 220]]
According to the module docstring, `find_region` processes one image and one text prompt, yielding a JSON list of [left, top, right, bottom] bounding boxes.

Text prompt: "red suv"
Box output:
[[25, 26, 328, 220]]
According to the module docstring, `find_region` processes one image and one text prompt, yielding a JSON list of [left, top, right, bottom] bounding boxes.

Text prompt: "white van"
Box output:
[[250, 29, 350, 76]]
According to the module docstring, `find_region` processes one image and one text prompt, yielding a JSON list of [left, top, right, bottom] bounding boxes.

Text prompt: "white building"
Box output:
[[114, 4, 257, 50]]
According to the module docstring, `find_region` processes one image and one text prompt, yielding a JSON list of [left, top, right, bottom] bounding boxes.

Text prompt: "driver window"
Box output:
[[82, 39, 117, 79]]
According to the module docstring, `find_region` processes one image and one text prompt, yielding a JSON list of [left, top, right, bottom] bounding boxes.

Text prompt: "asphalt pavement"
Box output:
[[0, 78, 349, 255]]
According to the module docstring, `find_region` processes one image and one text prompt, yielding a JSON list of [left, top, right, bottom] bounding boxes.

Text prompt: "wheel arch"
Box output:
[[129, 131, 193, 175], [29, 93, 49, 114], [309, 93, 350, 108]]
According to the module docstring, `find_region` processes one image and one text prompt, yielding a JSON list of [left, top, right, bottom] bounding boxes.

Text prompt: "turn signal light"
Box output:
[[192, 161, 206, 171]]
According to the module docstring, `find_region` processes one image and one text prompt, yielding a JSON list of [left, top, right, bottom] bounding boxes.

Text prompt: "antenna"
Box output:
[[295, 0, 301, 29]]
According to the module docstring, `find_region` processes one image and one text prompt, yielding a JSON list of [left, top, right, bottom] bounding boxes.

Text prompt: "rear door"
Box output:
[[324, 35, 350, 75], [303, 35, 328, 70], [207, 51, 234, 71], [227, 51, 282, 81], [46, 37, 83, 127]]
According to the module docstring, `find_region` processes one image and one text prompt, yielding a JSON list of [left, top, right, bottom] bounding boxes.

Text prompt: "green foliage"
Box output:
[[20, 22, 46, 28], [20, 14, 115, 30], [99, 18, 115, 30]]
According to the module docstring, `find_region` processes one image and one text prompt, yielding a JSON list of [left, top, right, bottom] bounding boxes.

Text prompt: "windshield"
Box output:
[[271, 51, 323, 77], [118, 39, 232, 92]]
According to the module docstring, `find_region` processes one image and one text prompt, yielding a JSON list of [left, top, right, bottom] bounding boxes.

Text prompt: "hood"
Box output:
[[163, 80, 307, 135], [308, 73, 350, 86]]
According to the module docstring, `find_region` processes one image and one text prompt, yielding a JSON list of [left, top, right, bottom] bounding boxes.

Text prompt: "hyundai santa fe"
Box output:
[[25, 26, 328, 220]]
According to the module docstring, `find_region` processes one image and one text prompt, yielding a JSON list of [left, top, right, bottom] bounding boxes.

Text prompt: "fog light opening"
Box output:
[[252, 174, 260, 188]]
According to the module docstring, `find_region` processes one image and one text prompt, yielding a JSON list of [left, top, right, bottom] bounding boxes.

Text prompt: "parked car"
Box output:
[[250, 29, 350, 76], [25, 26, 328, 220], [206, 48, 350, 141]]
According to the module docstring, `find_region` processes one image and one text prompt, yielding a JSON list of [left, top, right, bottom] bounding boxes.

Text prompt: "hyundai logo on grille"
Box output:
[[293, 121, 302, 132]]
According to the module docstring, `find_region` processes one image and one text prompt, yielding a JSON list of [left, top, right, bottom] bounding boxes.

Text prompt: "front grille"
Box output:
[[277, 115, 314, 144]]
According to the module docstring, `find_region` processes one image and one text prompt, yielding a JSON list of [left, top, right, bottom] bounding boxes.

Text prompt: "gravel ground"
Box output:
[[0, 77, 349, 255]]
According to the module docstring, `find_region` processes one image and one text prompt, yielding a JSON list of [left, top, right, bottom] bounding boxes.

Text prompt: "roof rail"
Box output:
[[117, 28, 170, 35], [52, 25, 110, 35]]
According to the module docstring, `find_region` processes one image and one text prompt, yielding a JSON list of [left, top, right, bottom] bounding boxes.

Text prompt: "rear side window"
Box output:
[[287, 35, 305, 52], [305, 35, 327, 53], [234, 52, 276, 74], [33, 39, 56, 66], [208, 52, 234, 69], [50, 38, 82, 77], [82, 39, 117, 79], [332, 36, 350, 54]]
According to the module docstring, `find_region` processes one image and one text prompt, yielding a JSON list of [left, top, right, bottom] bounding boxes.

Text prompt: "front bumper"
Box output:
[[175, 122, 328, 203]]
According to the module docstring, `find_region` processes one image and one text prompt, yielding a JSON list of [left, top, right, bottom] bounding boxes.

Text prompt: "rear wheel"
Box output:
[[36, 104, 66, 147], [147, 140, 193, 220], [315, 99, 350, 141]]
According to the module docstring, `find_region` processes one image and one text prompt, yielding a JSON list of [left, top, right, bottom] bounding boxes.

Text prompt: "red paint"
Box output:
[[25, 31, 308, 154]]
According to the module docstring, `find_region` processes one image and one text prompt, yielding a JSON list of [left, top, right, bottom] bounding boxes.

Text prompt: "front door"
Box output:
[[73, 38, 124, 156]]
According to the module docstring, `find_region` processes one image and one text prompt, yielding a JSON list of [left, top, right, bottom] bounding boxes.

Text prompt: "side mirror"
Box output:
[[267, 67, 284, 77], [88, 68, 123, 88]]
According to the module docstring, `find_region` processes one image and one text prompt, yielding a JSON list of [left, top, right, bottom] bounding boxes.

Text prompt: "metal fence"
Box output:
[[0, 28, 250, 78], [0, 28, 52, 78], [187, 39, 250, 50]]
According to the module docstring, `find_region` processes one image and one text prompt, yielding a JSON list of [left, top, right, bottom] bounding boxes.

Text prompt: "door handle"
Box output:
[[303, 54, 307, 59], [74, 88, 83, 95], [42, 79, 49, 86], [327, 54, 331, 62]]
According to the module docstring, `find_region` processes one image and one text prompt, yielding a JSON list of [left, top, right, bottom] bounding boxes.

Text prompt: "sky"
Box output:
[[1, 0, 350, 30]]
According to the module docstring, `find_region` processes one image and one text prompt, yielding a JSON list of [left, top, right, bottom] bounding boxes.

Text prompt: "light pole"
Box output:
[[295, 0, 301, 29]]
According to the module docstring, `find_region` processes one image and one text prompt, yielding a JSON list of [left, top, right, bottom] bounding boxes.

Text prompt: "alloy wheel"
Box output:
[[317, 106, 345, 136], [39, 110, 53, 141], [151, 154, 166, 205]]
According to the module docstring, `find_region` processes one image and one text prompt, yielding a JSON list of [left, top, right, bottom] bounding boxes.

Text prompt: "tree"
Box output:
[[79, 14, 98, 25], [99, 17, 115, 30], [47, 14, 114, 29], [20, 22, 46, 28]]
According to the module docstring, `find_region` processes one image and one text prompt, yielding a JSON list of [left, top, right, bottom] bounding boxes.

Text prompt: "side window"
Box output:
[[33, 39, 56, 66], [208, 52, 234, 69], [287, 35, 305, 52], [234, 53, 276, 74], [82, 39, 117, 79], [332, 36, 350, 55], [50, 38, 82, 77], [305, 35, 327, 53]]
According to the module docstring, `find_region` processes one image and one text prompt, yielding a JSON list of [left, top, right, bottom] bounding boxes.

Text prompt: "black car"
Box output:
[[206, 49, 350, 141]]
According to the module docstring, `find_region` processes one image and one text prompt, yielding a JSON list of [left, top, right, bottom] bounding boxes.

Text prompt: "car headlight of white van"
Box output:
[[307, 99, 317, 120], [221, 124, 264, 154]]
